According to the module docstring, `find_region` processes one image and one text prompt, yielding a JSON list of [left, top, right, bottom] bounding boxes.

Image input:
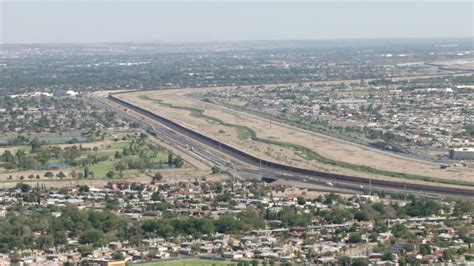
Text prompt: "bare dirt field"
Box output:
[[117, 89, 473, 188], [0, 169, 229, 189], [432, 59, 474, 70]]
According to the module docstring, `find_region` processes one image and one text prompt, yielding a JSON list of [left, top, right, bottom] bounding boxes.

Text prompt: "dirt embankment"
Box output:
[[117, 89, 474, 189]]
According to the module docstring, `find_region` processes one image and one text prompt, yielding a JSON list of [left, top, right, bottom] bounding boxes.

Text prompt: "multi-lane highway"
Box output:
[[88, 91, 474, 198]]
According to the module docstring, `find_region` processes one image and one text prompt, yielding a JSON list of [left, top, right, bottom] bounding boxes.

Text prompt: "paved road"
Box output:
[[89, 92, 474, 198]]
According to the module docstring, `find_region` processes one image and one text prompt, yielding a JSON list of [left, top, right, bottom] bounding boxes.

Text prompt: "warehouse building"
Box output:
[[449, 147, 474, 160]]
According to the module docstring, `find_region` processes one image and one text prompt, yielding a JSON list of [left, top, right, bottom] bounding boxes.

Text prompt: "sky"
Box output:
[[1, 1, 473, 44]]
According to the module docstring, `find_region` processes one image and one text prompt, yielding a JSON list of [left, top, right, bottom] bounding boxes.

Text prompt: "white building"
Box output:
[[66, 90, 79, 96], [449, 147, 474, 160]]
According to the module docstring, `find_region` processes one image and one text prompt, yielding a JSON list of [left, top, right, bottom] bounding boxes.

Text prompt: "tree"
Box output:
[[191, 242, 200, 254], [239, 206, 265, 230], [338, 256, 351, 266], [348, 233, 362, 243], [115, 162, 127, 178], [19, 157, 37, 170], [392, 224, 408, 238], [382, 252, 394, 261], [78, 185, 90, 193], [215, 215, 243, 234], [453, 199, 474, 216], [419, 244, 432, 255], [1, 150, 14, 163], [79, 229, 104, 247], [83, 166, 90, 179], [151, 192, 163, 201], [36, 149, 51, 165], [112, 252, 124, 260], [152, 172, 163, 181], [78, 245, 94, 257], [354, 211, 370, 221], [330, 208, 353, 224], [297, 197, 306, 205], [16, 182, 31, 193], [57, 171, 66, 180], [106, 197, 120, 211], [38, 116, 49, 128], [211, 166, 221, 174], [372, 202, 385, 214], [443, 249, 456, 262], [106, 170, 115, 179], [30, 138, 42, 152], [173, 156, 184, 168], [352, 258, 369, 266]]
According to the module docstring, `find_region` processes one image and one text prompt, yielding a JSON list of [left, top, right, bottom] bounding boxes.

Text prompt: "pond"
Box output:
[[36, 135, 89, 144], [151, 163, 176, 169]]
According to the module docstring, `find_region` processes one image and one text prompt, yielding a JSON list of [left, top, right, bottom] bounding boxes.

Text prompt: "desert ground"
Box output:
[[117, 88, 473, 188], [432, 58, 474, 70]]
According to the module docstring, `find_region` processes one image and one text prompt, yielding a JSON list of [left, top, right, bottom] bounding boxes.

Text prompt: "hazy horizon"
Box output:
[[1, 1, 473, 44]]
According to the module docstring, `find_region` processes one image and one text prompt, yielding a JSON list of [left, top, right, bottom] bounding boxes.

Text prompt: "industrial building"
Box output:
[[449, 147, 474, 160]]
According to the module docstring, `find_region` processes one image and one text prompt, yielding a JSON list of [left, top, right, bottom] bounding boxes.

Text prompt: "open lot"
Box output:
[[118, 89, 473, 187]]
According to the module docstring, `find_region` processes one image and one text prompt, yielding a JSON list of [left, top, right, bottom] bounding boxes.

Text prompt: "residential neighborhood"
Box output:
[[0, 177, 472, 265], [199, 77, 473, 164], [0, 16, 473, 266]]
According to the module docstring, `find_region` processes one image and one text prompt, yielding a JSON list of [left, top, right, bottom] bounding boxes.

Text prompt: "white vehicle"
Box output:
[[326, 182, 334, 187]]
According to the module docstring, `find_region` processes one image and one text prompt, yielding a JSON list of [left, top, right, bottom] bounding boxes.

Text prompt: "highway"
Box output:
[[87, 92, 231, 170], [88, 91, 474, 198]]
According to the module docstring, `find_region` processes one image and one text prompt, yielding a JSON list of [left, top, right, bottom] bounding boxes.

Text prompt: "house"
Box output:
[[80, 259, 126, 266], [315, 257, 338, 266], [222, 252, 244, 260]]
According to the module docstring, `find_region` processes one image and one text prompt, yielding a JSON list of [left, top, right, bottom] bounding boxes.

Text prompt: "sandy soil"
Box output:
[[272, 179, 354, 199], [0, 168, 228, 189], [117, 89, 474, 188], [432, 59, 474, 70]]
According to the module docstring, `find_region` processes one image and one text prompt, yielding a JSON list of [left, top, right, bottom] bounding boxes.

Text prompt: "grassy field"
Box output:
[[87, 140, 172, 179], [0, 134, 180, 182], [141, 259, 236, 266]]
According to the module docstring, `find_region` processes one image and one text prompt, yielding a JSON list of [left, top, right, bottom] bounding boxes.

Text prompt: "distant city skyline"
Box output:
[[1, 1, 473, 44]]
